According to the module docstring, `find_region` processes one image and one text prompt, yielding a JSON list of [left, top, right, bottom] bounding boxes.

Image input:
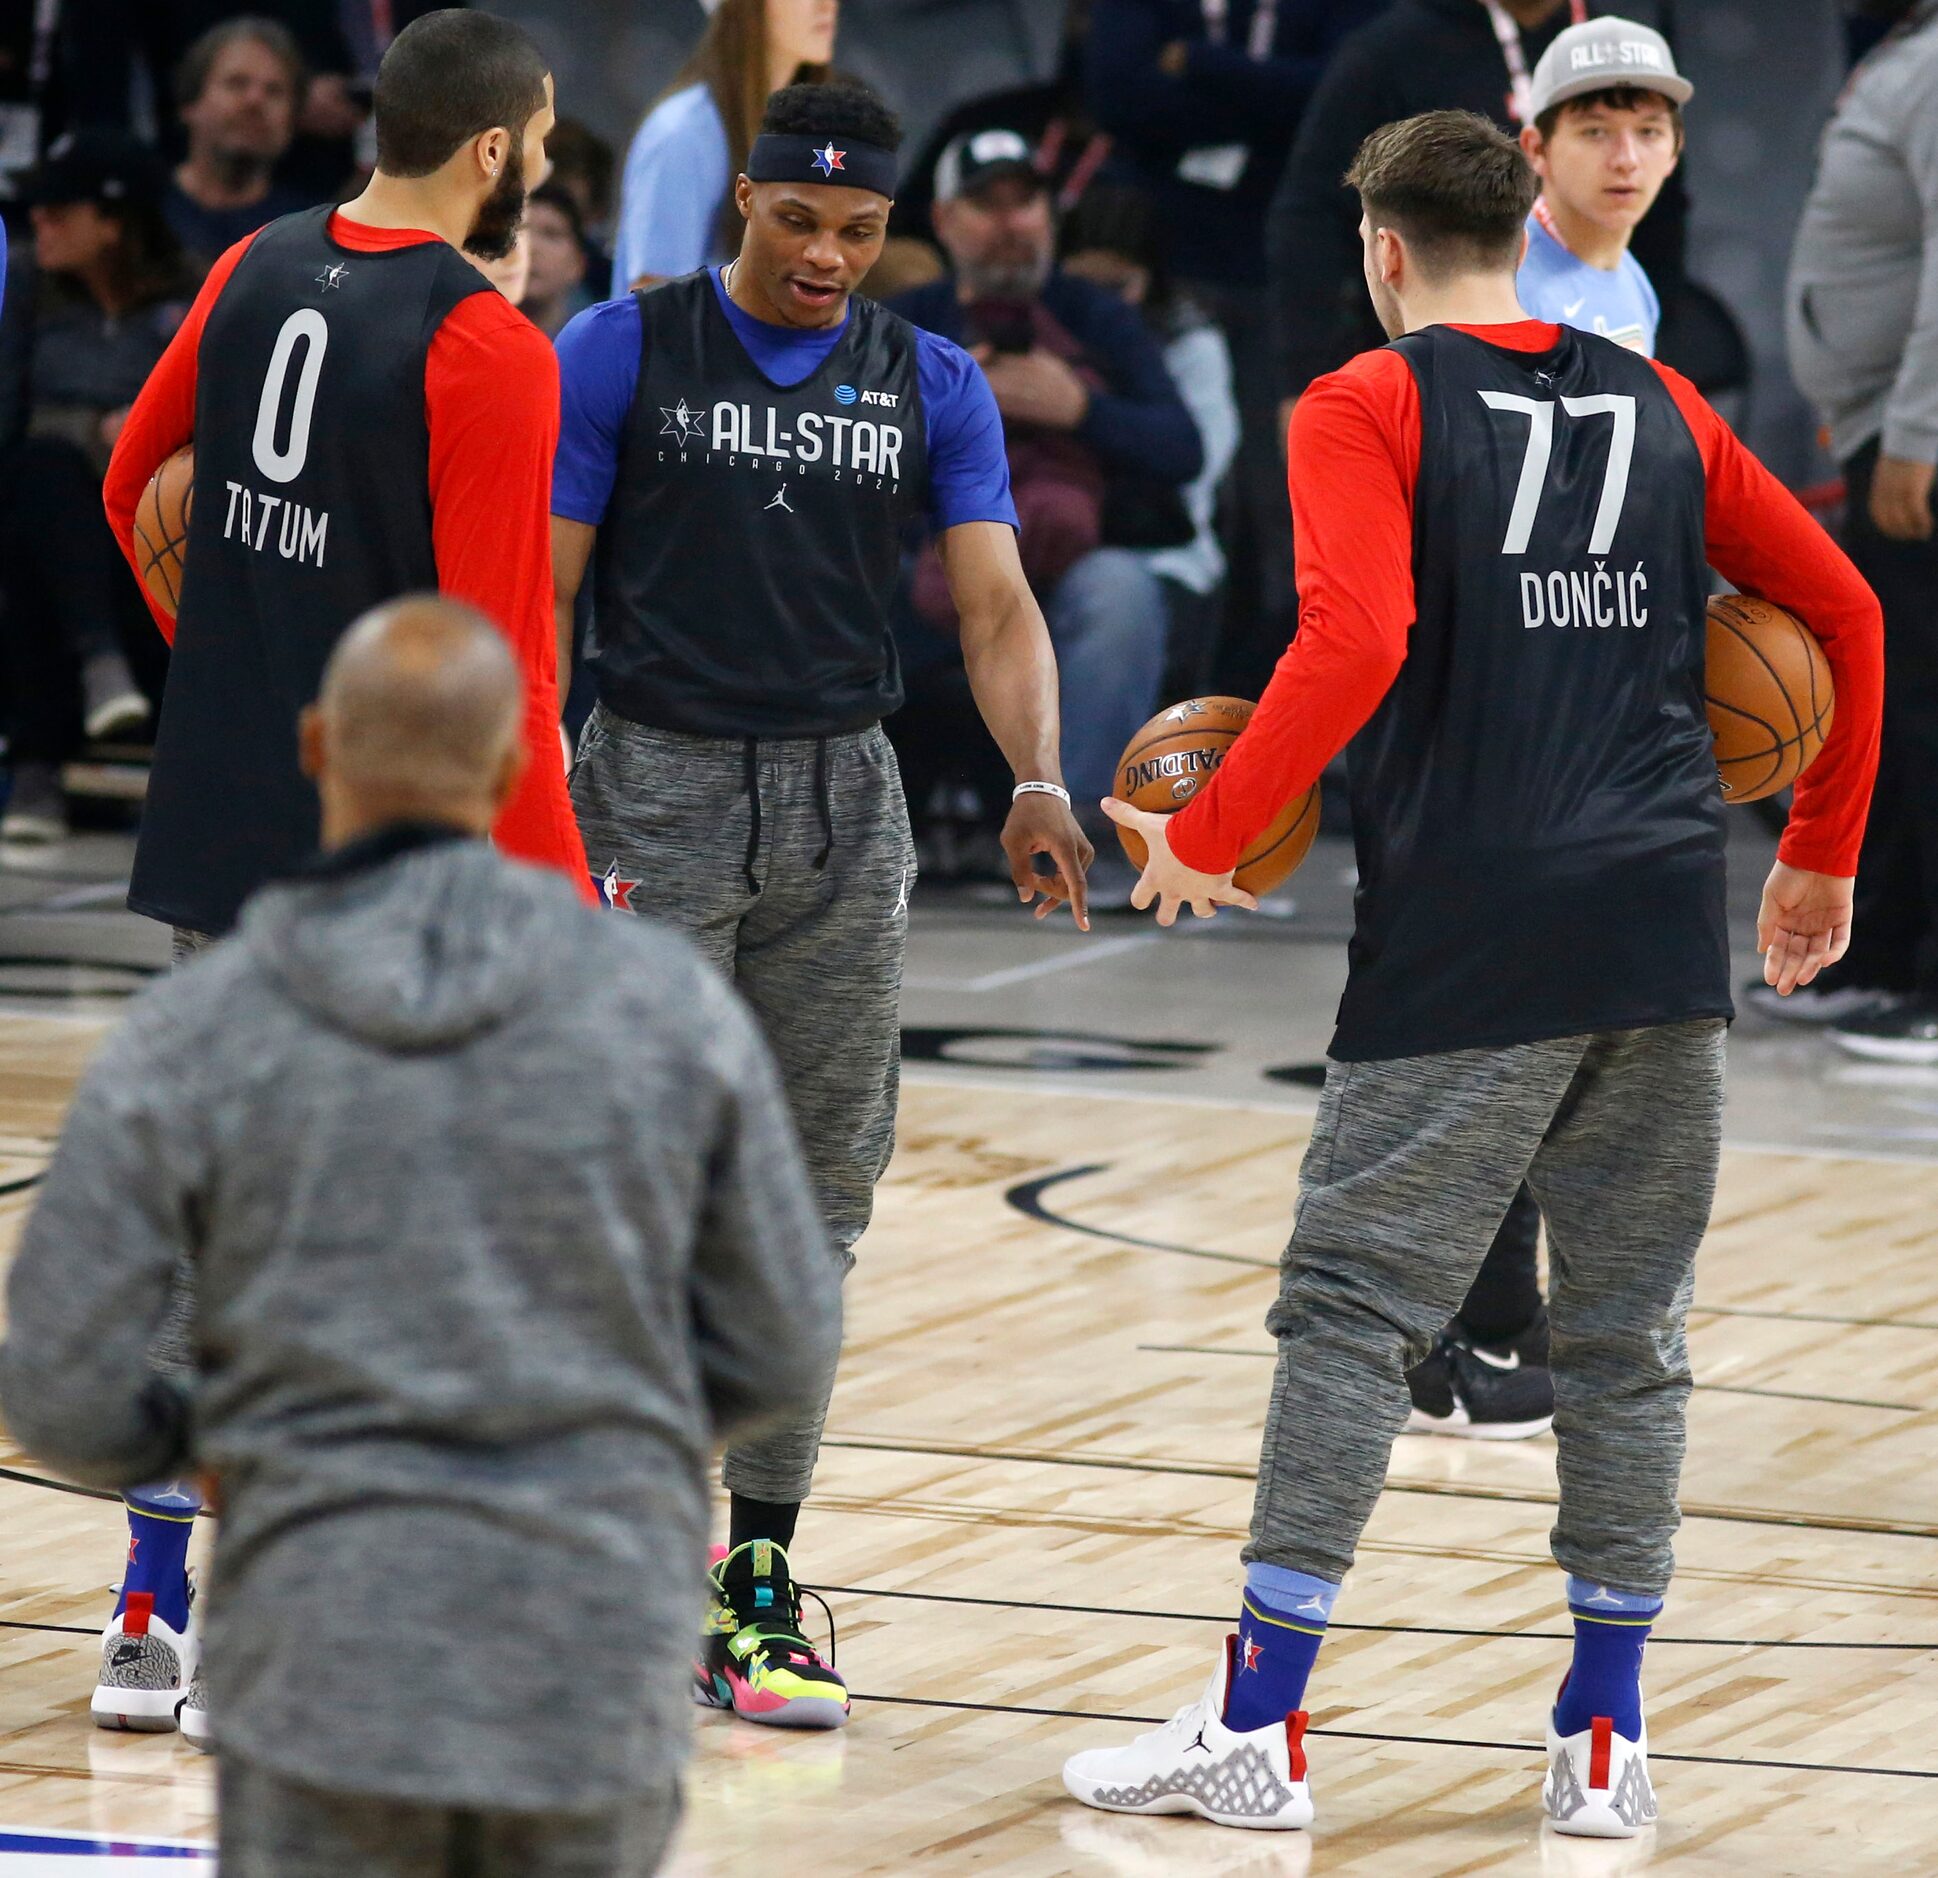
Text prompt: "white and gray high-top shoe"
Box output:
[[1544, 1712, 1657, 1838], [1062, 1636, 1314, 1831], [91, 1580, 199, 1733], [177, 1666, 213, 1753]]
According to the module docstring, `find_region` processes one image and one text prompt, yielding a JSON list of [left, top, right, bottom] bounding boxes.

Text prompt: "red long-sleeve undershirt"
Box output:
[[103, 217, 589, 893], [1167, 321, 1885, 884]]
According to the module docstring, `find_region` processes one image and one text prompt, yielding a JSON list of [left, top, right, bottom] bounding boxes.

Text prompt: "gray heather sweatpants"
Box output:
[[1248, 1019, 1725, 1597], [153, 925, 220, 1377], [570, 706, 914, 1504], [218, 1756, 681, 1878]]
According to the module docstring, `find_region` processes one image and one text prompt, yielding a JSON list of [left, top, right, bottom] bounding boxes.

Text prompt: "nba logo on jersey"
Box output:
[[598, 861, 639, 914]]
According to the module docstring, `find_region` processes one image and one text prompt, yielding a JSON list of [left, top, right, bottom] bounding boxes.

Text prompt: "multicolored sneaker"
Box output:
[[91, 1580, 198, 1733], [693, 1540, 849, 1730]]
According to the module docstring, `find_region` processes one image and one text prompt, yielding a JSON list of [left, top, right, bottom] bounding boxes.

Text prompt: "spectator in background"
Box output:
[[0, 6, 63, 178], [1786, 0, 1938, 1062], [165, 18, 309, 272], [610, 0, 836, 295], [1086, 0, 1372, 671], [544, 116, 616, 289], [0, 131, 193, 844], [891, 129, 1202, 833], [1061, 183, 1238, 694], [1266, 1, 1688, 454], [1515, 16, 1688, 354], [59, 3, 455, 202], [521, 181, 589, 338]]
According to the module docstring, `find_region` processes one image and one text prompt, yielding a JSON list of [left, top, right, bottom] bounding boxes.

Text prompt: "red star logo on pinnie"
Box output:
[[599, 860, 640, 914]]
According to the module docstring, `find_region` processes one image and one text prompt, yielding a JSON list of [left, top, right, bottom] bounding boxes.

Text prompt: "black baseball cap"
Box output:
[[933, 128, 1043, 205], [14, 130, 166, 210]]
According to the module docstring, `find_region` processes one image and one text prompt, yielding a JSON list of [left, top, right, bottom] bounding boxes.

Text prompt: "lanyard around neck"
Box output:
[[1484, 0, 1590, 124], [1202, 0, 1280, 62]]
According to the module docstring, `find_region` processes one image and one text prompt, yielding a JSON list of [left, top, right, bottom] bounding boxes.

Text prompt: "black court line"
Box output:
[[1137, 1344, 1922, 1414], [0, 1173, 45, 1200], [1006, 1166, 1275, 1268], [820, 1436, 1938, 1543], [852, 1692, 1938, 1781], [1008, 1165, 1938, 1332], [0, 953, 159, 977], [818, 1582, 1938, 1651], [0, 1466, 120, 1504], [0, 1617, 96, 1638]]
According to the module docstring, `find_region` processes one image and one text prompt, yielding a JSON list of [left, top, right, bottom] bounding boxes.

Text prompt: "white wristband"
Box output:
[[1013, 781, 1072, 806]]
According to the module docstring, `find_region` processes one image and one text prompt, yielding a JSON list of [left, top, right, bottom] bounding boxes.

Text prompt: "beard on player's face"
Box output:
[[464, 142, 528, 262]]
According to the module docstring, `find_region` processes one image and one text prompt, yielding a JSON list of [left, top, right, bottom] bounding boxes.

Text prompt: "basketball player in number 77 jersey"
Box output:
[[1067, 111, 1883, 1839], [96, 11, 587, 1748]]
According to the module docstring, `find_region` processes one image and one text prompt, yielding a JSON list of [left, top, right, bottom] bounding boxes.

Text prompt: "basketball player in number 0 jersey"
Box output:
[[1067, 111, 1883, 1838], [95, 9, 588, 1745]]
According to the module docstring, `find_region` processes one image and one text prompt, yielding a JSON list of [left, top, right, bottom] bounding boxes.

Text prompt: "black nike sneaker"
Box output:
[[1405, 1329, 1554, 1440], [1461, 1302, 1551, 1370], [1830, 1000, 1938, 1066], [692, 1539, 849, 1730]]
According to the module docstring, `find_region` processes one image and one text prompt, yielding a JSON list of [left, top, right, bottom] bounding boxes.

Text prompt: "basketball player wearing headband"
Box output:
[[1065, 111, 1882, 1836], [551, 80, 1089, 1731], [97, 10, 587, 1746]]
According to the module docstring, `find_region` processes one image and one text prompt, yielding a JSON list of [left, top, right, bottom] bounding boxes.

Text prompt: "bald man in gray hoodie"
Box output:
[[0, 597, 841, 1878]]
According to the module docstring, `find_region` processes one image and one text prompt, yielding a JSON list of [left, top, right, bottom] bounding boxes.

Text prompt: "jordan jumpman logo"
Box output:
[[766, 485, 794, 514]]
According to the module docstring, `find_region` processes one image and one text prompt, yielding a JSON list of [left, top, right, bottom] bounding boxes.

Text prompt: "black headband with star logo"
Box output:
[[746, 133, 898, 200]]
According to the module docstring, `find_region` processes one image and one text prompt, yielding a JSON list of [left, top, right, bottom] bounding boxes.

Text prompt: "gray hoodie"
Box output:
[[0, 833, 839, 1811], [1787, 6, 1938, 467]]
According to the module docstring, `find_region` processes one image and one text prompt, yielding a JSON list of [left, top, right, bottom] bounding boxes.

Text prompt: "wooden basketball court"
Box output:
[[0, 985, 1934, 1874]]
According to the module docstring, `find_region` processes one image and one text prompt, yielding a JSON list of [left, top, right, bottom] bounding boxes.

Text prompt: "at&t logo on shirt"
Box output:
[[834, 383, 898, 409]]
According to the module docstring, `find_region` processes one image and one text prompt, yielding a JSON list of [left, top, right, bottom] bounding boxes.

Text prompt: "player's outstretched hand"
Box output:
[[1002, 791, 1093, 931], [1757, 861, 1854, 995], [1102, 797, 1258, 928]]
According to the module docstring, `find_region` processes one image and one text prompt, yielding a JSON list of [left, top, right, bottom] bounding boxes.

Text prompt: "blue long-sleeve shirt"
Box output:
[[888, 269, 1204, 489]]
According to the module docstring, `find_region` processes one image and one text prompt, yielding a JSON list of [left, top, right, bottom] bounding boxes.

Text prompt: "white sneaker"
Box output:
[[1062, 1637, 1314, 1831], [1543, 1713, 1657, 1838], [91, 1585, 199, 1733], [177, 1667, 212, 1753]]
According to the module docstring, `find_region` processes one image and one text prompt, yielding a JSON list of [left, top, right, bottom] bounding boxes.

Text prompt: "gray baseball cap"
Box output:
[[1527, 17, 1693, 121]]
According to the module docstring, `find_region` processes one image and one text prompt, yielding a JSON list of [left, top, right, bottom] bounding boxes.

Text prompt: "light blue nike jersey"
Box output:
[[1517, 208, 1660, 356]]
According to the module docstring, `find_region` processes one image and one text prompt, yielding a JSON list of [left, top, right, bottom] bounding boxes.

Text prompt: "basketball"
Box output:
[[134, 446, 194, 620], [1705, 594, 1834, 804], [1112, 695, 1319, 895]]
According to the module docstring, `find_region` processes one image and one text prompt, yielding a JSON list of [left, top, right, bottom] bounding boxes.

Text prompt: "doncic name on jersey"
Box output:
[[658, 378, 905, 491]]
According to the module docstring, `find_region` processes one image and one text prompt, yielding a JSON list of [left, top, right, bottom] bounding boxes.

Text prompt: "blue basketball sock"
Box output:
[[117, 1481, 199, 1634], [1553, 1576, 1662, 1740], [1222, 1562, 1339, 1733]]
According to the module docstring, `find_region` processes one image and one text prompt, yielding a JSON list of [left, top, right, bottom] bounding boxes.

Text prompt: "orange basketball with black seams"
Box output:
[[1705, 594, 1834, 804], [134, 446, 195, 620], [1113, 695, 1319, 896]]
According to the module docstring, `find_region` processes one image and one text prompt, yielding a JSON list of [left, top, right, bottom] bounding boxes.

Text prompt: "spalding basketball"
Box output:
[[1706, 594, 1834, 803], [135, 446, 194, 619], [1113, 695, 1319, 896]]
